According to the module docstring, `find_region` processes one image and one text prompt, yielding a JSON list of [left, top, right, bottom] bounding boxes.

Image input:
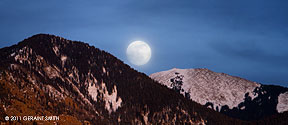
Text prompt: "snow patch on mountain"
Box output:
[[277, 92, 288, 113], [13, 46, 31, 64], [52, 45, 59, 56], [68, 66, 80, 83], [88, 83, 99, 101], [61, 55, 67, 67], [150, 68, 260, 110], [44, 66, 59, 79], [103, 85, 122, 113], [102, 66, 106, 73], [43, 65, 62, 80], [10, 52, 16, 57], [87, 77, 122, 113]]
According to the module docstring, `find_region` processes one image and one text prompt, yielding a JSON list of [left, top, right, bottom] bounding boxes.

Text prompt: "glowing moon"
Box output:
[[126, 41, 151, 66]]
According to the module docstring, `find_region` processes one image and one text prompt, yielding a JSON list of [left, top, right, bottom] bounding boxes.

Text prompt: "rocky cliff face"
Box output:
[[150, 68, 288, 121], [0, 34, 241, 124]]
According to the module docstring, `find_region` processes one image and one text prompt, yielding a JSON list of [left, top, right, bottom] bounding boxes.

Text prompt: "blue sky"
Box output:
[[0, 0, 287, 87]]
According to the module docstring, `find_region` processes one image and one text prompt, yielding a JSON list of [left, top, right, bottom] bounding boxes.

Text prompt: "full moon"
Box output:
[[126, 41, 151, 66]]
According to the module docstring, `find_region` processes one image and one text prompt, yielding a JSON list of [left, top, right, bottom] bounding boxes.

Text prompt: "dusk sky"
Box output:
[[0, 0, 287, 87]]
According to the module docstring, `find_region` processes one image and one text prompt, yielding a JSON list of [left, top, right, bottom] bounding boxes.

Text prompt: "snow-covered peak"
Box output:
[[150, 68, 261, 111]]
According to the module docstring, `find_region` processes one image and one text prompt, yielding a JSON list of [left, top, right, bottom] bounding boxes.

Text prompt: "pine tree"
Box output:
[[170, 72, 184, 93]]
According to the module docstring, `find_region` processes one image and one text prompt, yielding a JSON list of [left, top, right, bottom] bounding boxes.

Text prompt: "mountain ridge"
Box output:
[[1, 34, 287, 124], [150, 68, 288, 121], [0, 34, 241, 124]]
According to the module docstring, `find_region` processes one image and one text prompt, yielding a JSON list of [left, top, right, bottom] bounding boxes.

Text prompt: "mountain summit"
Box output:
[[0, 34, 237, 124], [150, 68, 288, 121]]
